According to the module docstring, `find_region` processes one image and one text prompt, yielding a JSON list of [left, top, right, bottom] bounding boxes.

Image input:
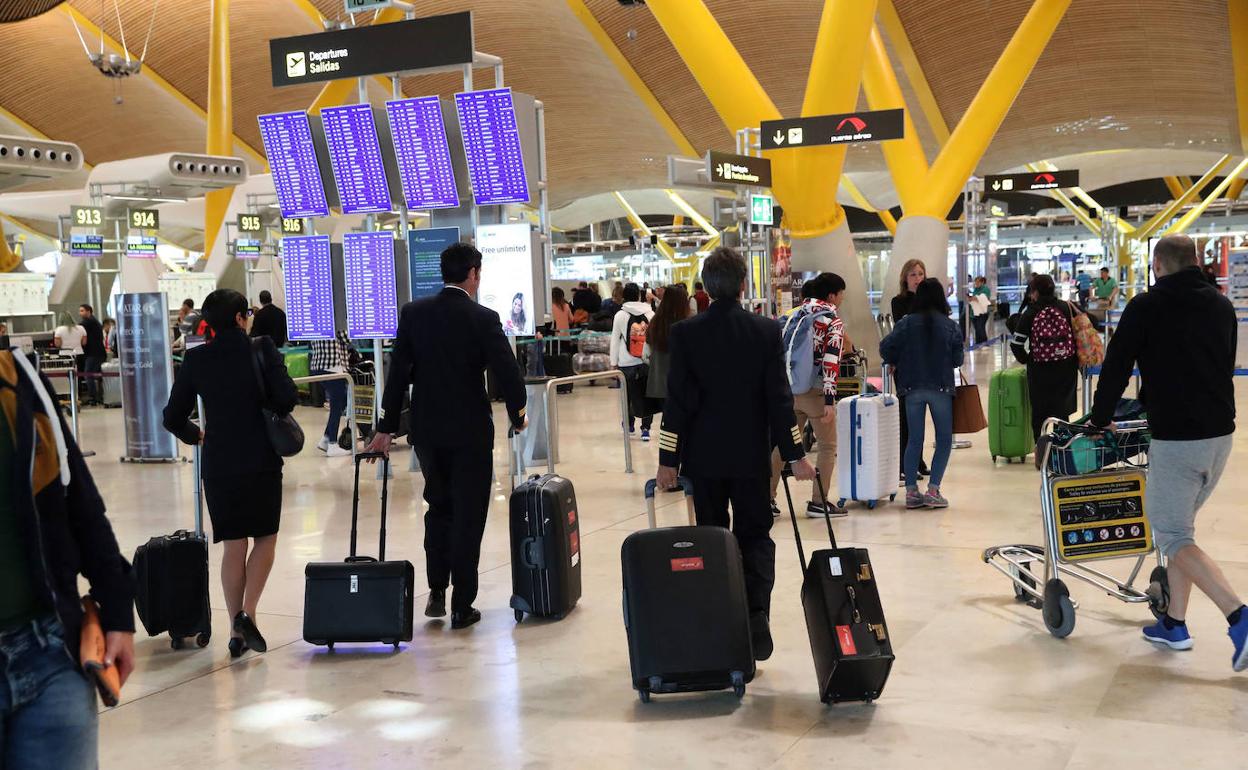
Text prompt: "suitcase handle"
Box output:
[[520, 537, 544, 569], [643, 477, 694, 529], [351, 452, 391, 561], [781, 466, 839, 574]]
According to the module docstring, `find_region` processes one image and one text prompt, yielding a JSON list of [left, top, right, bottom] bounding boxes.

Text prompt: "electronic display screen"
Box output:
[[320, 103, 393, 215], [454, 88, 530, 206], [280, 235, 335, 341], [257, 111, 331, 218], [234, 238, 262, 260], [385, 96, 460, 211], [342, 231, 398, 339], [125, 235, 157, 258], [407, 226, 460, 301], [69, 234, 104, 257]]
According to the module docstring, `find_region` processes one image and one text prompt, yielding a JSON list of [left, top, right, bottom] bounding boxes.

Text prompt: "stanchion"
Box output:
[[543, 370, 632, 475]]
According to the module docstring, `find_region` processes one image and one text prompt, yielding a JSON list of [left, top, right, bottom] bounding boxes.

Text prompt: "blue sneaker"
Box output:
[[1229, 611, 1248, 671], [1142, 620, 1193, 651]]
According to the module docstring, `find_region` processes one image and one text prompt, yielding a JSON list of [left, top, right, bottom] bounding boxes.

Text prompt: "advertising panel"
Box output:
[[476, 223, 535, 336], [407, 226, 460, 301], [117, 292, 179, 461]]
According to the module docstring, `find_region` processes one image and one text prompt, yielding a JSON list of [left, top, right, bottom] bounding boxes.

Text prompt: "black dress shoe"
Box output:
[[750, 612, 774, 662], [425, 589, 447, 618], [228, 637, 249, 659], [450, 608, 482, 629], [233, 612, 267, 653]]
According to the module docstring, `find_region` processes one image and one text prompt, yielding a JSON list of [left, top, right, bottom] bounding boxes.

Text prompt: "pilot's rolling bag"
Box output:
[[781, 470, 894, 704], [509, 432, 582, 622], [621, 479, 755, 702], [303, 453, 414, 650]]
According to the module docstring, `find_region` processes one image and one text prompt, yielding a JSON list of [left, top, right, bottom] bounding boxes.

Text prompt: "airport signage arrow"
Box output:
[[759, 108, 905, 150], [705, 150, 772, 188], [984, 170, 1080, 192]]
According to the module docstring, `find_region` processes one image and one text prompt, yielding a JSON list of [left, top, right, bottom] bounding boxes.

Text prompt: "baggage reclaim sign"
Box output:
[[760, 108, 905, 150], [985, 170, 1079, 192], [706, 150, 772, 188]]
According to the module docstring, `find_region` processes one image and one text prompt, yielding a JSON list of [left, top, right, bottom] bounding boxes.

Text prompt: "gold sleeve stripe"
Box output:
[[790, 426, 802, 443], [518, 407, 527, 417], [659, 441, 678, 451], [659, 430, 678, 441]]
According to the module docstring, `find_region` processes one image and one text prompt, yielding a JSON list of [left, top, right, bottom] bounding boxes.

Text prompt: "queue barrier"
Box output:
[[291, 372, 358, 462], [543, 370, 633, 476], [40, 369, 120, 458]]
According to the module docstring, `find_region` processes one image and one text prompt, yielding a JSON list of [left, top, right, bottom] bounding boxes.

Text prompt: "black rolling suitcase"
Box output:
[[780, 469, 894, 703], [133, 444, 211, 650], [303, 453, 414, 650], [621, 478, 755, 703], [508, 431, 582, 622]]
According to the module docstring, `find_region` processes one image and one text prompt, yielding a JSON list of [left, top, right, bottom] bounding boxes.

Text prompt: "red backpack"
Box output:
[[1029, 303, 1074, 363], [626, 313, 649, 358]]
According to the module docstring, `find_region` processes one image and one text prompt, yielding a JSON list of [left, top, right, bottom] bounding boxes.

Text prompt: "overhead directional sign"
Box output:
[[985, 170, 1080, 193], [760, 108, 905, 150], [749, 194, 774, 226], [706, 150, 772, 188]]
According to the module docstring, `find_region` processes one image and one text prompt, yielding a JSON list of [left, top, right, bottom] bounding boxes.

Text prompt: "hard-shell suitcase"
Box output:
[[781, 469, 894, 703], [508, 432, 582, 622], [989, 367, 1032, 462], [303, 453, 415, 650], [101, 360, 122, 408], [133, 444, 211, 649], [622, 479, 755, 703], [835, 392, 900, 509]]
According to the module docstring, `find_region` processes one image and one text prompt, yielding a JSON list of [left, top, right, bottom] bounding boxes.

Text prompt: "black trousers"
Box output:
[[1026, 357, 1079, 442], [80, 355, 102, 403], [689, 475, 775, 616], [413, 440, 494, 612]]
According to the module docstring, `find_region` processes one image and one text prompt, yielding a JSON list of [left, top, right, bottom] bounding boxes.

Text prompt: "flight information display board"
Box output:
[[280, 235, 335, 341], [69, 234, 104, 257], [257, 111, 330, 218], [454, 88, 530, 205], [385, 96, 460, 210], [407, 226, 460, 300], [234, 238, 262, 260], [320, 103, 393, 214], [125, 235, 157, 258], [342, 231, 398, 339]]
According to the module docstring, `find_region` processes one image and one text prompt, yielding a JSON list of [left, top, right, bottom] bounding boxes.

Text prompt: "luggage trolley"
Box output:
[[337, 363, 375, 450], [982, 417, 1168, 638]]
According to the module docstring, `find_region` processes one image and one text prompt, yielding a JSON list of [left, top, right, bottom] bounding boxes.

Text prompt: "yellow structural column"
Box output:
[[1132, 155, 1232, 242], [861, 24, 929, 212], [914, 0, 1072, 218], [1163, 157, 1248, 235], [1163, 176, 1186, 199], [204, 0, 233, 262]]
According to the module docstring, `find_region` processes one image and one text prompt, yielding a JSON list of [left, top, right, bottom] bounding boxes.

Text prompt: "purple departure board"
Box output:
[[258, 111, 330, 218], [342, 231, 398, 339], [280, 235, 335, 341], [454, 88, 530, 205], [385, 96, 460, 210], [320, 104, 393, 215]]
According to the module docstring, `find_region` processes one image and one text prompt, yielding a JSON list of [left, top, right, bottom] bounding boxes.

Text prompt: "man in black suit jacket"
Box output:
[[367, 243, 527, 629], [656, 247, 814, 661], [249, 290, 288, 348]]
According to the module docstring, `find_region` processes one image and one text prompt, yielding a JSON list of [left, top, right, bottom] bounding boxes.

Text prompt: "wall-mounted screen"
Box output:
[[257, 111, 331, 218], [69, 234, 104, 257], [320, 103, 393, 215], [234, 238, 262, 260], [407, 226, 460, 301], [454, 88, 530, 206], [342, 231, 398, 339], [125, 235, 157, 258], [476, 223, 535, 336], [281, 235, 336, 341], [385, 96, 460, 211]]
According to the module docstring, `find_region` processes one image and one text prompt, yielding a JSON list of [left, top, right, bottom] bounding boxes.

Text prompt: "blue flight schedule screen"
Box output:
[[281, 235, 335, 341], [454, 88, 530, 205], [320, 104, 393, 215], [258, 111, 330, 219], [385, 97, 460, 210], [342, 231, 398, 339]]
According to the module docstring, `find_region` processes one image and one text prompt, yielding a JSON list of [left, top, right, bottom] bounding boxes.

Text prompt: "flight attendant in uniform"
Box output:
[[367, 243, 527, 630], [656, 247, 815, 661]]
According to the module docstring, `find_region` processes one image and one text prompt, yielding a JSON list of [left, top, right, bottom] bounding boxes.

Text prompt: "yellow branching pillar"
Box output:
[[0, 220, 19, 273], [203, 0, 233, 271]]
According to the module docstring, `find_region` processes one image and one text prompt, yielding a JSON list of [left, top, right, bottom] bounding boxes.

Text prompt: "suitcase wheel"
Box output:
[[514, 609, 524, 623], [196, 632, 210, 648], [731, 670, 746, 699], [888, 493, 896, 502], [327, 642, 335, 652], [867, 500, 877, 510], [638, 689, 651, 704], [170, 637, 184, 650], [837, 499, 846, 508]]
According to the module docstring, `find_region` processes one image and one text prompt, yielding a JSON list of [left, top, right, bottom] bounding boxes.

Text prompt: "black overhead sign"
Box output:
[[269, 12, 474, 88], [985, 170, 1079, 192], [760, 108, 905, 150], [705, 150, 772, 188]]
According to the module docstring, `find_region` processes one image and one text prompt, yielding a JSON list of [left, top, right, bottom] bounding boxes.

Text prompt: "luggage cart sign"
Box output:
[[1051, 470, 1151, 561]]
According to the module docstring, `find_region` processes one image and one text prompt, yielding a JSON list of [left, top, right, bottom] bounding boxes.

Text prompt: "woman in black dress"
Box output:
[[890, 258, 930, 479], [163, 289, 298, 658]]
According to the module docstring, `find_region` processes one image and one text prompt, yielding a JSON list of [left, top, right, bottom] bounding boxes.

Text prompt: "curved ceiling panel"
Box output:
[[0, 0, 66, 23]]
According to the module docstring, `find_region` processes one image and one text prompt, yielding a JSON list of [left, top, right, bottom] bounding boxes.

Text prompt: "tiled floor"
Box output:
[[79, 346, 1248, 768]]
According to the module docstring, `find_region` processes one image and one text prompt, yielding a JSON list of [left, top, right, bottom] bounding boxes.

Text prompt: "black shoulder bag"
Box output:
[[249, 339, 304, 457]]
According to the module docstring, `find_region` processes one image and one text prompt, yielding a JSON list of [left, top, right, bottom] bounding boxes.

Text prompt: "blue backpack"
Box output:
[[782, 307, 833, 395]]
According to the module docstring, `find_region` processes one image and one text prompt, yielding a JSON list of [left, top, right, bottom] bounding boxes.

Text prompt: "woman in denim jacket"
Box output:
[[880, 278, 964, 509]]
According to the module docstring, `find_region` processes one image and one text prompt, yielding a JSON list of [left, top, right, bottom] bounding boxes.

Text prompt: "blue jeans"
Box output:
[[316, 371, 348, 442], [904, 389, 953, 490], [0, 615, 97, 770]]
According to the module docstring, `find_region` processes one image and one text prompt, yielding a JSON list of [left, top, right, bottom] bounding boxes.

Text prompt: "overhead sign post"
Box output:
[[749, 194, 774, 226], [344, 0, 389, 12], [705, 150, 772, 188], [759, 108, 906, 150], [984, 170, 1080, 192]]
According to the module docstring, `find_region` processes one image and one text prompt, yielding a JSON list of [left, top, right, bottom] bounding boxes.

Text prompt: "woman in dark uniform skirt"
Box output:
[[163, 289, 298, 658]]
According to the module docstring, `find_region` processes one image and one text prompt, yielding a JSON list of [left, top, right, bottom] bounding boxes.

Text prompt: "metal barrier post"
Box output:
[[543, 371, 632, 475], [67, 372, 80, 442], [290, 372, 357, 463]]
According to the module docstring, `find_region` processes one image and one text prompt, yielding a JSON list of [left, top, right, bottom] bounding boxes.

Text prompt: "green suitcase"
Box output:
[[988, 367, 1032, 463], [284, 349, 310, 393]]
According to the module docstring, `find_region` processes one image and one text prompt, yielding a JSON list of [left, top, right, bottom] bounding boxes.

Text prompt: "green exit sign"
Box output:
[[750, 194, 774, 226], [344, 0, 390, 11]]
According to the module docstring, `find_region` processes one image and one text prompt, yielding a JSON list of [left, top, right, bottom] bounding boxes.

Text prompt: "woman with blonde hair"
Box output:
[[889, 258, 931, 480]]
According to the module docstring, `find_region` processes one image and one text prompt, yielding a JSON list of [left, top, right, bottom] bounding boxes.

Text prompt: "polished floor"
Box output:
[[80, 345, 1248, 769]]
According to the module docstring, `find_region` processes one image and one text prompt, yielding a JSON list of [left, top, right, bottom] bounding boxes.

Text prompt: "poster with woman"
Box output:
[[477, 223, 537, 336]]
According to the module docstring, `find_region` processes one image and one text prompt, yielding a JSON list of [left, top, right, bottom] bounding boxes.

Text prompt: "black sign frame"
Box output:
[[71, 205, 103, 228], [759, 108, 906, 150], [705, 150, 772, 188], [129, 208, 159, 230], [269, 13, 474, 88], [280, 217, 306, 235], [237, 213, 264, 233], [985, 170, 1080, 193]]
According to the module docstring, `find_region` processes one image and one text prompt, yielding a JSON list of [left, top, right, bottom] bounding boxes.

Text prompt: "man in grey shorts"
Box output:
[[1090, 234, 1248, 671]]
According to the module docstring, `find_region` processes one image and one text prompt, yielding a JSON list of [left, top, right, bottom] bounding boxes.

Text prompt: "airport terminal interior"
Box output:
[[2, 0, 1248, 767]]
